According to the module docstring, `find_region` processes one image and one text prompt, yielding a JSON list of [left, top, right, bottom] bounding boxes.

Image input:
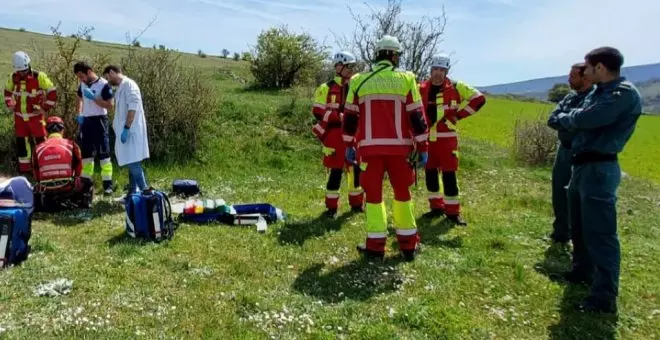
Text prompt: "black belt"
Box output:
[[571, 152, 617, 165]]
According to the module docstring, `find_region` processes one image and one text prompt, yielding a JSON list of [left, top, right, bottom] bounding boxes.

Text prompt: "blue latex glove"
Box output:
[[345, 147, 356, 163], [417, 152, 428, 168], [76, 115, 84, 125], [120, 127, 130, 144], [83, 88, 96, 100]]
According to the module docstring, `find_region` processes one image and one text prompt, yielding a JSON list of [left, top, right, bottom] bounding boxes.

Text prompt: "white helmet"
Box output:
[[375, 35, 402, 53], [431, 54, 451, 69], [332, 51, 357, 66], [13, 51, 31, 72]]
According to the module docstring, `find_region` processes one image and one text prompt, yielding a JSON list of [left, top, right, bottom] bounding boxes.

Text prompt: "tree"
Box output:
[[548, 83, 570, 103], [250, 25, 328, 89], [233, 52, 240, 61], [241, 52, 253, 61], [198, 49, 207, 58], [222, 49, 230, 58], [336, 0, 447, 80]]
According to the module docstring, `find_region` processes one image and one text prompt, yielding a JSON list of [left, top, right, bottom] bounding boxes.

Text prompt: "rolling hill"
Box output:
[[479, 63, 660, 113]]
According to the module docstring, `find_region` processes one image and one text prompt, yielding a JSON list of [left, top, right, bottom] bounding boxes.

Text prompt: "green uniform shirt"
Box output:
[[547, 86, 594, 145], [557, 77, 642, 155]]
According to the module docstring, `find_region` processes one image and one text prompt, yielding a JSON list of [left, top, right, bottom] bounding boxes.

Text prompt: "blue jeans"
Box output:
[[125, 161, 148, 193]]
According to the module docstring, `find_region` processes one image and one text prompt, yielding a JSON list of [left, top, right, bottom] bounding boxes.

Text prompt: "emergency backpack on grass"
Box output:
[[125, 188, 177, 242], [0, 207, 32, 268], [172, 179, 201, 197], [0, 177, 34, 268]]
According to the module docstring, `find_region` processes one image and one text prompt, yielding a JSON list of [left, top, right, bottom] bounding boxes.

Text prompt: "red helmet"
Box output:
[[46, 116, 65, 134]]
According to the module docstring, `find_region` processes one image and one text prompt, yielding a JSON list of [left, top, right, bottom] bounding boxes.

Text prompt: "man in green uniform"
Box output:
[[556, 47, 642, 314], [547, 63, 594, 244]]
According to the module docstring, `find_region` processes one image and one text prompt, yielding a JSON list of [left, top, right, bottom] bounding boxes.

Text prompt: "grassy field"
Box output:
[[0, 27, 659, 339]]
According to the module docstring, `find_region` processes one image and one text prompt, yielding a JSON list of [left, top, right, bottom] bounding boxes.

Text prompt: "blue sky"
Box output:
[[1, 0, 657, 86]]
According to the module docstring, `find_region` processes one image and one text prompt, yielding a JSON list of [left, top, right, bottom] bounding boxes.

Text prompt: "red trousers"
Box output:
[[322, 128, 346, 169], [14, 113, 47, 138], [425, 136, 461, 215], [361, 155, 418, 253], [361, 155, 414, 203], [13, 113, 47, 173]]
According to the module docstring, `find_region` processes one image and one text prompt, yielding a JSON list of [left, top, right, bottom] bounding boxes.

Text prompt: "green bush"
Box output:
[[250, 25, 328, 89], [120, 47, 217, 163], [512, 115, 557, 166], [548, 83, 570, 103]]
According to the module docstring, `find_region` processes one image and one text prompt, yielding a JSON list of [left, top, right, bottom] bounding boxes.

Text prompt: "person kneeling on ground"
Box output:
[[32, 116, 93, 211]]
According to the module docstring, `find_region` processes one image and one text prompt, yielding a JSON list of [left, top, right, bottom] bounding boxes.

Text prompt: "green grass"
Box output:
[[1, 27, 659, 339]]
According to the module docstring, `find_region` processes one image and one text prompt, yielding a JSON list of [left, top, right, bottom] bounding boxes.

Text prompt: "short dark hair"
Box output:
[[571, 62, 587, 76], [102, 64, 122, 75], [73, 61, 93, 74], [585, 47, 624, 73]]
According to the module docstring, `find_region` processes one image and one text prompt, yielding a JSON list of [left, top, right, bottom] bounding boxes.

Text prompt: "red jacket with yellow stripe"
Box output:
[[419, 77, 486, 139], [342, 60, 429, 157], [4, 70, 57, 116], [311, 76, 349, 141]]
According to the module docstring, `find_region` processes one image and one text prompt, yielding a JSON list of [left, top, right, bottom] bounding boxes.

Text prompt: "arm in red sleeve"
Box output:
[[37, 72, 57, 112], [406, 82, 429, 152], [454, 81, 486, 120]]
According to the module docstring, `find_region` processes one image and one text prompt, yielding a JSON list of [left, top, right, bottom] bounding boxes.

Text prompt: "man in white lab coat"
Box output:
[[102, 65, 150, 195]]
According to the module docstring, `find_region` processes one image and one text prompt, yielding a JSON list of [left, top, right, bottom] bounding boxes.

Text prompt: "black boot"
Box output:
[[351, 205, 365, 213], [447, 214, 467, 226], [356, 245, 384, 261], [401, 249, 417, 262], [323, 209, 338, 219], [422, 208, 445, 218], [562, 270, 593, 286], [575, 296, 617, 315]]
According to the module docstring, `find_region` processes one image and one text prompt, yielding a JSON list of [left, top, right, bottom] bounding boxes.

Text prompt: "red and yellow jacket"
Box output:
[[311, 76, 349, 140], [32, 133, 82, 186], [343, 60, 429, 157], [4, 70, 57, 117], [419, 77, 486, 140]]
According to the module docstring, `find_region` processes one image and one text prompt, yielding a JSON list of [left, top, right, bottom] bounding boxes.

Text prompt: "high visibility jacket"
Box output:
[[32, 134, 82, 186], [311, 76, 349, 140], [419, 78, 486, 140], [4, 70, 57, 117], [343, 60, 429, 157]]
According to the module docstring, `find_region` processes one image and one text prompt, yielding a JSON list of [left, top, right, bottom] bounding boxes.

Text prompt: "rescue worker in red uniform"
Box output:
[[3, 51, 57, 174], [343, 35, 429, 261], [32, 116, 93, 211], [312, 51, 365, 217], [419, 54, 486, 226]]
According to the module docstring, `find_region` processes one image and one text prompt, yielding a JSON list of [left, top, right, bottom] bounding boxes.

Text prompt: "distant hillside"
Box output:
[[479, 63, 660, 114]]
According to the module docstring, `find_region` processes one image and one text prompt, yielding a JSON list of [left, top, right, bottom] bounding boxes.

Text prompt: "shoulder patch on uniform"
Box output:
[[616, 81, 633, 91]]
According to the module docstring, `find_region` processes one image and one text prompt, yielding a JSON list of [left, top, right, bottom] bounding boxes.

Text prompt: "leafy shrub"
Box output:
[[250, 25, 328, 89], [512, 115, 557, 166], [120, 47, 217, 163], [548, 83, 570, 103]]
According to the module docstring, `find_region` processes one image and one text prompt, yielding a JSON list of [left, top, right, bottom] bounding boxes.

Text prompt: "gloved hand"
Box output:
[[417, 152, 428, 168], [345, 147, 356, 163], [82, 88, 96, 100], [120, 127, 130, 144], [443, 113, 458, 125], [7, 98, 16, 112], [76, 115, 84, 125]]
